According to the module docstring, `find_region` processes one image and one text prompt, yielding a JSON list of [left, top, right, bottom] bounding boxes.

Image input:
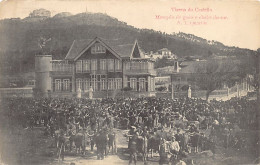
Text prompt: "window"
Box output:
[[100, 59, 107, 71], [57, 63, 61, 71], [101, 78, 107, 90], [63, 79, 70, 91], [107, 59, 114, 71], [91, 43, 106, 54], [83, 78, 90, 91], [139, 78, 146, 91], [115, 59, 122, 71], [131, 61, 141, 70], [76, 60, 82, 73], [115, 78, 122, 89], [76, 78, 82, 90], [140, 61, 144, 70], [141, 61, 148, 70], [55, 79, 62, 91], [151, 77, 155, 91], [91, 74, 97, 79], [125, 62, 130, 70], [28, 80, 35, 86], [108, 78, 114, 90], [130, 78, 137, 91], [90, 76, 98, 91], [52, 63, 57, 71], [91, 59, 97, 71], [83, 60, 90, 72]]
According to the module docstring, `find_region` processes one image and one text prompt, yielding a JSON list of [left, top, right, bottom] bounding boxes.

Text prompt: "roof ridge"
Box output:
[[65, 40, 76, 60], [65, 37, 139, 60], [116, 43, 134, 46]]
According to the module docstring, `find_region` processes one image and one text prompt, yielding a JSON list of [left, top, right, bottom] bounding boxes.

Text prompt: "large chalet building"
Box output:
[[43, 37, 156, 98]]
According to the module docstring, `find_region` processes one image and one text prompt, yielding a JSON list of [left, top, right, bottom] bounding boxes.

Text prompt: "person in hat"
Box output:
[[169, 136, 180, 164], [159, 138, 169, 165], [170, 136, 180, 154], [129, 132, 138, 165], [129, 126, 136, 136], [175, 128, 182, 148], [58, 129, 66, 161]]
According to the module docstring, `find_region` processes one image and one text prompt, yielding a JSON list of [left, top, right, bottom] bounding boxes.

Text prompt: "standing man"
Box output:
[[96, 129, 107, 160], [129, 132, 138, 165], [169, 136, 180, 164], [89, 86, 93, 100], [58, 130, 66, 161], [159, 138, 169, 165], [175, 128, 182, 150], [88, 129, 95, 152]]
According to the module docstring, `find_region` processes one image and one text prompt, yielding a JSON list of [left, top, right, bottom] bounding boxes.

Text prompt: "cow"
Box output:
[[127, 133, 148, 164], [73, 133, 85, 154], [189, 132, 200, 153], [147, 135, 160, 158], [136, 135, 148, 164], [120, 118, 129, 129], [179, 132, 190, 153], [96, 130, 108, 160]]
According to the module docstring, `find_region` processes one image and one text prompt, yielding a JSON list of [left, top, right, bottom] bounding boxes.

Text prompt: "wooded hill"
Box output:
[[0, 9, 257, 75]]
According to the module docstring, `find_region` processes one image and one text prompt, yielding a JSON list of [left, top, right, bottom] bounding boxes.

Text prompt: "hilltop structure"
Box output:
[[149, 48, 178, 60]]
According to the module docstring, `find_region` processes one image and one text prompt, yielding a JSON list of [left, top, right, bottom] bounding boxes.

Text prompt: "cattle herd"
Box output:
[[0, 96, 259, 165]]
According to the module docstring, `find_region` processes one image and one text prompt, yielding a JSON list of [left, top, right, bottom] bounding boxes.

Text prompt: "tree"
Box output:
[[154, 56, 169, 68], [193, 59, 236, 100], [237, 52, 259, 91]]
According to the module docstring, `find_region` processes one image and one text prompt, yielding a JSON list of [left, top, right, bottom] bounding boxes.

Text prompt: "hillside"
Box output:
[[0, 9, 257, 75]]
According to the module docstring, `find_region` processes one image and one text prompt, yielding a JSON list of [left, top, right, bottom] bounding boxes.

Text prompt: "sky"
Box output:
[[0, 0, 260, 50]]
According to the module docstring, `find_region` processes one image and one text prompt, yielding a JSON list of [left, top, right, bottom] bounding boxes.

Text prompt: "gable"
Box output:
[[65, 37, 139, 61], [131, 41, 144, 59], [77, 41, 120, 60], [132, 44, 141, 58], [90, 41, 106, 54], [74, 38, 121, 61]]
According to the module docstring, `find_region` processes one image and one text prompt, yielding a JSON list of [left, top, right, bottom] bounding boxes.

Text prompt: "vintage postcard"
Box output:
[[0, 0, 259, 165]]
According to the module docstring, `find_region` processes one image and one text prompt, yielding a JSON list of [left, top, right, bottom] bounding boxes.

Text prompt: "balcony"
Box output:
[[124, 69, 156, 76], [50, 61, 73, 76]]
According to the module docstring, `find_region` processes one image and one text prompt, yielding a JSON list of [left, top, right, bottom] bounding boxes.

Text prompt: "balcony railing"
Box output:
[[51, 62, 73, 76], [52, 62, 73, 72], [124, 69, 156, 75]]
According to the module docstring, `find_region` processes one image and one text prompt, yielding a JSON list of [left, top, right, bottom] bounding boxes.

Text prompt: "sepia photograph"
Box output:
[[0, 0, 259, 164]]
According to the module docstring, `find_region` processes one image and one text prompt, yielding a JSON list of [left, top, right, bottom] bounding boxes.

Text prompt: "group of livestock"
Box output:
[[0, 96, 259, 163]]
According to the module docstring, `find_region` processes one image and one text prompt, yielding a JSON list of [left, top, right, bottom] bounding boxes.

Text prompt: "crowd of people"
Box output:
[[0, 96, 258, 164]]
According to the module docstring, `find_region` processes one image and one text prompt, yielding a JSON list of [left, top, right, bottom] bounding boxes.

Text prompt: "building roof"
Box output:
[[109, 44, 135, 58], [158, 48, 171, 52], [65, 39, 93, 60], [65, 37, 138, 60]]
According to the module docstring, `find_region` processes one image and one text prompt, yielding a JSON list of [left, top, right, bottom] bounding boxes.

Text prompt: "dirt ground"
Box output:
[[0, 126, 258, 165]]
